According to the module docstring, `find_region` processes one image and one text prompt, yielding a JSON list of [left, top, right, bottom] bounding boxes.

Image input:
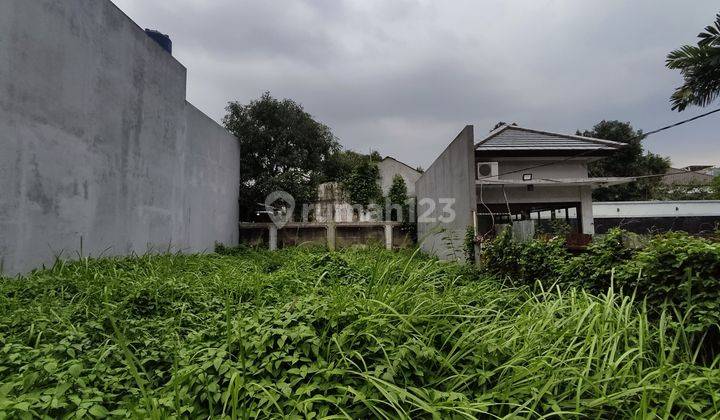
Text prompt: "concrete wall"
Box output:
[[415, 126, 476, 260], [0, 0, 239, 275], [378, 157, 421, 197]]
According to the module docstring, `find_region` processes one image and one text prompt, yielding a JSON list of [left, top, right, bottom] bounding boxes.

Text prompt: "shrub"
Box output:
[[482, 227, 570, 286], [615, 232, 720, 334], [558, 228, 637, 291]]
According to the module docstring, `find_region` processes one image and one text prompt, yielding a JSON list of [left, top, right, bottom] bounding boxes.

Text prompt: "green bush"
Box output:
[[615, 232, 720, 334], [482, 227, 570, 286], [480, 228, 720, 352], [558, 229, 637, 291]]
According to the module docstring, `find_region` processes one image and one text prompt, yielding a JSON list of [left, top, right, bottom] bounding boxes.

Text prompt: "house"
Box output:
[[415, 124, 633, 260], [378, 157, 422, 197]]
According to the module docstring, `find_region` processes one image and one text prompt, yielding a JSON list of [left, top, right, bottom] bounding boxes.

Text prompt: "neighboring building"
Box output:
[[662, 167, 715, 186], [378, 157, 422, 197], [415, 124, 632, 260]]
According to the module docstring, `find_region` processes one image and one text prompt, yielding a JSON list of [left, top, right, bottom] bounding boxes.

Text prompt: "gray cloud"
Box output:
[[114, 0, 720, 168]]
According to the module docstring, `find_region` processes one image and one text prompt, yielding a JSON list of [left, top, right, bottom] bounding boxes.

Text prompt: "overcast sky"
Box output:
[[114, 0, 719, 169]]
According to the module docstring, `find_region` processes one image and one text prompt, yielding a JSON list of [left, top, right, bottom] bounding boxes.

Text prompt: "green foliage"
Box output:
[[464, 226, 476, 262], [321, 150, 367, 184], [387, 175, 408, 221], [712, 175, 720, 198], [482, 228, 720, 344], [667, 13, 720, 111], [536, 219, 572, 238], [343, 157, 381, 207], [653, 180, 716, 201], [558, 229, 637, 291], [578, 120, 670, 201], [482, 227, 571, 285], [223, 92, 339, 220], [614, 232, 720, 334], [1, 248, 719, 418]]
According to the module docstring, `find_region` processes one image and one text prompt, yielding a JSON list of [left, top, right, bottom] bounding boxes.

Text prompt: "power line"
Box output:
[[477, 107, 720, 181]]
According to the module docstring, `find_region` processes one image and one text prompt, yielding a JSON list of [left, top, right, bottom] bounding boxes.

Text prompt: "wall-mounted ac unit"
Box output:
[[477, 162, 499, 180]]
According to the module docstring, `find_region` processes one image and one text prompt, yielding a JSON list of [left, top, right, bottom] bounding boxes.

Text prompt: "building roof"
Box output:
[[380, 156, 420, 174], [475, 125, 626, 152], [661, 167, 715, 186]]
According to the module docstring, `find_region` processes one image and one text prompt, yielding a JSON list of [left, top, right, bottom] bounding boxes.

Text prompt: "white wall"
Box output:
[[594, 200, 720, 218], [0, 0, 239, 275], [378, 158, 421, 197]]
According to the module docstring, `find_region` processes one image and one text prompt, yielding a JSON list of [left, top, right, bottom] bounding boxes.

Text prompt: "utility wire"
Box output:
[[476, 107, 720, 181]]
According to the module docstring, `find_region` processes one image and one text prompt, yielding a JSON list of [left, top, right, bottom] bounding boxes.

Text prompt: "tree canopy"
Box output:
[[223, 92, 339, 221], [667, 13, 720, 111], [578, 120, 670, 201]]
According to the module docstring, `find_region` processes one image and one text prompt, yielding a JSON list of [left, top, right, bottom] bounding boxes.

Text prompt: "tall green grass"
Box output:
[[1, 247, 719, 418]]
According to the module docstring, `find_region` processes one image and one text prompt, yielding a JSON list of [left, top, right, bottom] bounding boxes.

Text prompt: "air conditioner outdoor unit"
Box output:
[[477, 162, 499, 180]]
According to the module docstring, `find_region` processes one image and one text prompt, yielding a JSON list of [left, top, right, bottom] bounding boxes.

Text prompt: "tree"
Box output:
[[388, 175, 409, 221], [322, 149, 382, 184], [223, 92, 339, 220], [667, 13, 720, 111], [322, 150, 367, 184], [578, 120, 670, 201], [344, 157, 382, 207]]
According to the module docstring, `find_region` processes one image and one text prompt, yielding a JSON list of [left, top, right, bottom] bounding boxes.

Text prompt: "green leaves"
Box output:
[[667, 13, 720, 111], [1, 246, 719, 418]]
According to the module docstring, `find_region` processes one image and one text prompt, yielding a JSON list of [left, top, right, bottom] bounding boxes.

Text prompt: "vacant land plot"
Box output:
[[1, 247, 718, 418]]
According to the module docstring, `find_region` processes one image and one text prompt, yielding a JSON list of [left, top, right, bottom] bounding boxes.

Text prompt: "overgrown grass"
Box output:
[[1, 247, 719, 418]]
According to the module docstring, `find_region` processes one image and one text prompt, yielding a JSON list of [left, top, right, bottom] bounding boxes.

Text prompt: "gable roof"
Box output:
[[475, 125, 626, 152], [380, 156, 420, 174]]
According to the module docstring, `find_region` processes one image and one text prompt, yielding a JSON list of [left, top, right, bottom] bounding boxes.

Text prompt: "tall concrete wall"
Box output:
[[0, 0, 239, 275], [415, 126, 476, 260]]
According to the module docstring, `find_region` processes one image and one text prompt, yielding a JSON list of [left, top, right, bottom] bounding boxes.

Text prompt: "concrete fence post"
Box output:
[[384, 224, 393, 250], [269, 226, 278, 251], [327, 222, 336, 251]]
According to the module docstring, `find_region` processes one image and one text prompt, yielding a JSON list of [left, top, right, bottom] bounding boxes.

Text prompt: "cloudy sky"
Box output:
[[114, 0, 719, 169]]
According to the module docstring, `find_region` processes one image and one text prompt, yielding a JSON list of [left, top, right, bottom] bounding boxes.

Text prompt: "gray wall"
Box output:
[[415, 126, 476, 260], [378, 157, 421, 197], [0, 0, 239, 275]]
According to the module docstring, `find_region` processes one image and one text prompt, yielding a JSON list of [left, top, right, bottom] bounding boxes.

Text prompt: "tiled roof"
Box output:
[[476, 125, 626, 151]]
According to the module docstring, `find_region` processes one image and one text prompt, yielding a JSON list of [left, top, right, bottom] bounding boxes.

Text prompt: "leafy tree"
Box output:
[[322, 150, 368, 184], [667, 13, 720, 111], [344, 157, 381, 207], [577, 120, 670, 201], [388, 175, 409, 221], [223, 92, 339, 220]]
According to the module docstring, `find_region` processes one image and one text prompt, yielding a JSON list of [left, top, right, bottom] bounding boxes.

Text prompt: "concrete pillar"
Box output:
[[269, 226, 278, 251], [384, 224, 393, 250], [580, 187, 595, 235], [327, 222, 336, 251]]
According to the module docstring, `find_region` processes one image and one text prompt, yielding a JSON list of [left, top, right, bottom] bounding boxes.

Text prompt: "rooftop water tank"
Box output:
[[144, 29, 172, 54]]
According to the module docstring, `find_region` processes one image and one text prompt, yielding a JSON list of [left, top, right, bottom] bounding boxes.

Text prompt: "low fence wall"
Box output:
[[239, 222, 414, 251], [593, 201, 720, 235]]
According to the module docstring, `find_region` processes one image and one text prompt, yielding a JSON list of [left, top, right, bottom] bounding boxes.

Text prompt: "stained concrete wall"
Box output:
[[0, 0, 239, 275], [415, 126, 476, 260]]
